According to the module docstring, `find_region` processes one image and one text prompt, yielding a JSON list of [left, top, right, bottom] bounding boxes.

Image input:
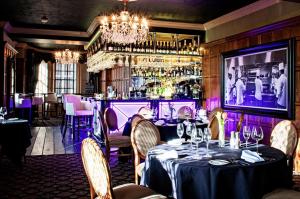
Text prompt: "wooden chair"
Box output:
[[131, 119, 162, 184], [103, 108, 131, 162], [131, 114, 144, 129], [138, 106, 152, 119], [270, 120, 298, 165], [177, 106, 193, 120], [81, 138, 167, 199], [44, 93, 58, 117], [207, 108, 223, 140]]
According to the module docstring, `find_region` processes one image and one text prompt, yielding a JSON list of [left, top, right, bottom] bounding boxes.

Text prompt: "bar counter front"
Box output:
[[96, 98, 200, 131]]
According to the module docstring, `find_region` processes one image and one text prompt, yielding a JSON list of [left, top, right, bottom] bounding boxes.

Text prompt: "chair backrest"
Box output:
[[177, 106, 193, 119], [270, 120, 298, 157], [207, 107, 224, 140], [64, 94, 81, 111], [104, 107, 118, 132], [131, 119, 161, 159], [45, 93, 57, 103], [138, 106, 152, 119], [81, 138, 114, 199], [131, 114, 144, 129]]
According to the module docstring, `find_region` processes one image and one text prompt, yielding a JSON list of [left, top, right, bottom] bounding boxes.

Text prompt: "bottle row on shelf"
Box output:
[[87, 38, 203, 57]]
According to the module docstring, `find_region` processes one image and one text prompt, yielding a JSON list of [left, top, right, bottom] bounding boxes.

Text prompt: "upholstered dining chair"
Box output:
[[270, 120, 298, 165], [81, 138, 167, 199], [131, 114, 144, 129], [131, 119, 162, 184], [177, 106, 193, 120], [62, 94, 93, 140], [102, 107, 132, 162], [138, 106, 153, 119]]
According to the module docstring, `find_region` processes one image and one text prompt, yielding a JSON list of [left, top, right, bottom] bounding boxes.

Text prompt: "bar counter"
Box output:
[[91, 98, 201, 130]]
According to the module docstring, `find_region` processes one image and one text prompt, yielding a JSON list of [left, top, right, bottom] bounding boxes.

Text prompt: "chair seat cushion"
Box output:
[[113, 183, 166, 199], [262, 189, 300, 199], [136, 162, 145, 177], [108, 135, 131, 147], [75, 110, 93, 116]]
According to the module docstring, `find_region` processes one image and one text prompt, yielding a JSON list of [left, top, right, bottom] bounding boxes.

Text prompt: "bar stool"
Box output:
[[62, 94, 93, 141]]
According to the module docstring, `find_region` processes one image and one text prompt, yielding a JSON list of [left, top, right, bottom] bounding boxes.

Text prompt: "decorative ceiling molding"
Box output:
[[4, 22, 88, 38], [19, 38, 88, 46], [203, 0, 281, 30]]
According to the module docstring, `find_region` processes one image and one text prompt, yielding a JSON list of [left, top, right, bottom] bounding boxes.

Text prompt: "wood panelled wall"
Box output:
[[203, 17, 300, 171]]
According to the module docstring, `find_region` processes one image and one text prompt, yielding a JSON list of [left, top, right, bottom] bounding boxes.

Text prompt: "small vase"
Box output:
[[218, 122, 225, 147]]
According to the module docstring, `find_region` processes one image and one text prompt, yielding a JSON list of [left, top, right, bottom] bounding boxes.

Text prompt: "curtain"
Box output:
[[26, 50, 54, 94]]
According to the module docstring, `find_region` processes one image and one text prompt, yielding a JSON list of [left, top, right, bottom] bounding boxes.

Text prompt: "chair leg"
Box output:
[[62, 115, 68, 141], [72, 116, 76, 141], [77, 116, 80, 141]]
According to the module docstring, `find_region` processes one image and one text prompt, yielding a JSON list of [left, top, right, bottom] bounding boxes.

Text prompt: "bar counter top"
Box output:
[[90, 98, 200, 102]]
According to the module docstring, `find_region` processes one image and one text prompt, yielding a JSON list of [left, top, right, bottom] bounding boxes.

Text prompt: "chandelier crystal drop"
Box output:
[[55, 49, 80, 64], [99, 0, 149, 44]]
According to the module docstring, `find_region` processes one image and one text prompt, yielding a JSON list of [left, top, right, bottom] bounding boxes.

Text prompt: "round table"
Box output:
[[140, 142, 292, 199], [122, 119, 208, 142]]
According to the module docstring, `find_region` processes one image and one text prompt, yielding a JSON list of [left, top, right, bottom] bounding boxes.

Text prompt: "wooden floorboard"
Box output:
[[53, 126, 65, 154], [43, 127, 54, 155], [26, 127, 40, 156], [31, 127, 46, 156]]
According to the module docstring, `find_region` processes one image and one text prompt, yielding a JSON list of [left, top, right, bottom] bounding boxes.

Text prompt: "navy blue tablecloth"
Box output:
[[123, 120, 207, 142], [141, 142, 292, 199], [0, 119, 32, 164]]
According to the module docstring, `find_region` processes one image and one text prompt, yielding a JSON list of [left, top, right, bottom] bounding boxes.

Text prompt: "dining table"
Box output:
[[140, 141, 292, 199], [122, 118, 208, 142], [0, 119, 32, 165]]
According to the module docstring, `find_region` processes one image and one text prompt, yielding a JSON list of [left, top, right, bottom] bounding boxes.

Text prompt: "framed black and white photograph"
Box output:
[[221, 39, 295, 119]]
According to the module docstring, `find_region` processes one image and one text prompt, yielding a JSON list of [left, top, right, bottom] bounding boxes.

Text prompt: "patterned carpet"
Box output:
[[0, 154, 134, 199]]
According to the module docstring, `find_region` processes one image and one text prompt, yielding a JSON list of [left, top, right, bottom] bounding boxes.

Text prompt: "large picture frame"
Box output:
[[221, 39, 295, 119]]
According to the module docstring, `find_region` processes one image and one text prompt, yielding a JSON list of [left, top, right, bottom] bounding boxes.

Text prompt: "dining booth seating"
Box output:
[[131, 119, 162, 184], [62, 94, 93, 140], [102, 107, 131, 162], [81, 138, 166, 199]]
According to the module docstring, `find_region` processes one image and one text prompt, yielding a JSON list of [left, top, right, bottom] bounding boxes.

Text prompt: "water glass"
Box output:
[[177, 123, 184, 144], [251, 126, 264, 154], [203, 128, 212, 158], [193, 128, 203, 159], [243, 125, 251, 148]]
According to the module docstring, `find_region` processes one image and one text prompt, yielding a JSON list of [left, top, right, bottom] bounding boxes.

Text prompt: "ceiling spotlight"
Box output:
[[41, 16, 48, 24]]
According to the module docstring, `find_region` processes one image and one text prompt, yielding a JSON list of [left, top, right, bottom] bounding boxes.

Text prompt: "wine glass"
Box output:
[[251, 126, 264, 154], [193, 128, 203, 159], [1, 107, 7, 119], [243, 125, 251, 148], [203, 128, 212, 158], [186, 123, 195, 149], [177, 123, 184, 144]]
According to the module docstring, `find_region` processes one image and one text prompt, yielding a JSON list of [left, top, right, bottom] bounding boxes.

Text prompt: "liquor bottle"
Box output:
[[108, 42, 113, 51], [145, 41, 149, 53], [188, 42, 193, 55], [178, 42, 183, 55], [133, 42, 137, 52], [192, 40, 198, 55], [149, 40, 154, 53], [183, 40, 187, 55], [162, 41, 166, 54]]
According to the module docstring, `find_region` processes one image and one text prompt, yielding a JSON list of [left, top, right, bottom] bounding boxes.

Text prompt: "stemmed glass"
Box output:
[[177, 123, 184, 144], [251, 126, 264, 154], [243, 125, 251, 148], [193, 128, 203, 159], [203, 128, 212, 158], [186, 123, 195, 149]]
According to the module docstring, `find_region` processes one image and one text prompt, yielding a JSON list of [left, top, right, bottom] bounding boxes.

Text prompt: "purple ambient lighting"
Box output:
[[110, 101, 150, 131], [159, 100, 196, 119]]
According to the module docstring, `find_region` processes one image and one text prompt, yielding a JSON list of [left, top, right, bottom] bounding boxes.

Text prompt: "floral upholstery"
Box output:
[[270, 120, 298, 157]]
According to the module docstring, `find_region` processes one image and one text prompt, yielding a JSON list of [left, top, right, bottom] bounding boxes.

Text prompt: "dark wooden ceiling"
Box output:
[[0, 0, 259, 31]]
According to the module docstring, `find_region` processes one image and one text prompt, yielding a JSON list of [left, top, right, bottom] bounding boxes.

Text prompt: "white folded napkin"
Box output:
[[157, 150, 178, 160], [154, 120, 165, 126], [241, 150, 264, 163]]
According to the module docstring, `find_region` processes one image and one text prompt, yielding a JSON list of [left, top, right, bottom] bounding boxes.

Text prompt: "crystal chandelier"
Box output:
[[54, 49, 80, 64], [99, 0, 149, 44]]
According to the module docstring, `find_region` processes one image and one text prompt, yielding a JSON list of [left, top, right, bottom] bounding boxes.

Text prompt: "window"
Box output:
[[55, 63, 76, 95], [35, 60, 48, 94]]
